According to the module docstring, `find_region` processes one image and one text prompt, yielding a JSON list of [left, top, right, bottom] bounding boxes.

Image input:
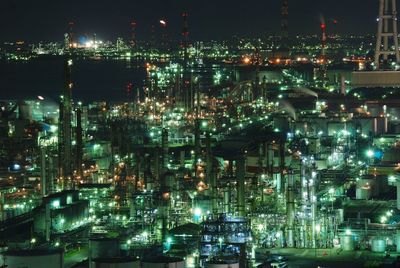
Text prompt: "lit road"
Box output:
[[260, 248, 398, 268]]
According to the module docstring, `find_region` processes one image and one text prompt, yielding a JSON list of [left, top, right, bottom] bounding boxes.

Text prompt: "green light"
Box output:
[[51, 200, 60, 209], [194, 207, 202, 217], [50, 125, 58, 132], [366, 149, 374, 158]]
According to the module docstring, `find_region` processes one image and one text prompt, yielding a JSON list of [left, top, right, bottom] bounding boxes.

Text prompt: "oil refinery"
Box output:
[[2, 1, 400, 268]]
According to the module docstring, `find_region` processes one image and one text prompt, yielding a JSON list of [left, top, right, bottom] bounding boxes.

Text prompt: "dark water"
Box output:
[[0, 57, 146, 103]]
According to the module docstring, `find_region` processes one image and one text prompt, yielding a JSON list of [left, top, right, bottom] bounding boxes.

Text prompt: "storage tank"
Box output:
[[273, 116, 291, 133], [90, 238, 120, 259], [356, 178, 374, 200], [92, 257, 140, 268], [336, 209, 344, 224], [396, 232, 400, 253], [18, 101, 32, 120], [340, 235, 355, 251], [141, 256, 185, 268], [371, 238, 386, 253], [3, 248, 63, 268], [205, 258, 240, 268]]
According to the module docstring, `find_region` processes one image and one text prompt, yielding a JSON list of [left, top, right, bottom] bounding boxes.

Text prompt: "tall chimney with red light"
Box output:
[[130, 20, 137, 48]]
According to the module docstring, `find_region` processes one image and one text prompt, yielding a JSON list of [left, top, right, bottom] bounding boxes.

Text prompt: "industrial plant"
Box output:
[[2, 0, 400, 267]]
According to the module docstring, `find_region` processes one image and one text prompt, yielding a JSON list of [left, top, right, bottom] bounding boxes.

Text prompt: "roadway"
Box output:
[[259, 248, 398, 268]]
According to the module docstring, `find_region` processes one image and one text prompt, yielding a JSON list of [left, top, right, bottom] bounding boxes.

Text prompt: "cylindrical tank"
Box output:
[[396, 233, 400, 253], [356, 179, 373, 200], [336, 209, 344, 224], [90, 238, 120, 259], [371, 238, 386, 253], [18, 101, 32, 120], [273, 116, 291, 133], [92, 257, 140, 268], [205, 261, 240, 268], [141, 256, 185, 268], [341, 235, 355, 251], [4, 248, 63, 268]]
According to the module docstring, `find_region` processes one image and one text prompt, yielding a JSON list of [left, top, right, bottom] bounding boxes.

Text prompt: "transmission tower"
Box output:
[[374, 0, 400, 69]]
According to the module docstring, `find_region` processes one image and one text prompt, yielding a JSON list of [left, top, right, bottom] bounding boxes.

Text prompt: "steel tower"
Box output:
[[374, 0, 400, 69], [68, 22, 74, 49]]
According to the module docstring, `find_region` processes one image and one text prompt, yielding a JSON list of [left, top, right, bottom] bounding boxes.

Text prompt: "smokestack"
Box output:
[[340, 74, 346, 95], [161, 128, 169, 171], [40, 146, 47, 197], [182, 12, 189, 69], [237, 157, 246, 217], [131, 20, 137, 48], [320, 22, 327, 58], [159, 19, 168, 51], [76, 105, 83, 179], [281, 0, 289, 41], [68, 22, 74, 49], [59, 59, 73, 186]]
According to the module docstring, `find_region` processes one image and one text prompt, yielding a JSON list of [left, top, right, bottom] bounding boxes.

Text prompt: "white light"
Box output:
[[194, 207, 202, 217]]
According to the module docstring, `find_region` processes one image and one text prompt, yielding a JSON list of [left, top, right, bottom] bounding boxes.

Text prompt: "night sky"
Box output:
[[0, 0, 378, 42]]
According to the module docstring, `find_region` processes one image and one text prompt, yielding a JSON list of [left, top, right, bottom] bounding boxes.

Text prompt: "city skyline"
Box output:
[[0, 0, 379, 42]]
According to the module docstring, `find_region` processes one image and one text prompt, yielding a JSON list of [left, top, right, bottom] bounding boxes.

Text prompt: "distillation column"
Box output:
[[206, 134, 218, 214], [59, 59, 73, 188], [300, 157, 318, 248], [237, 158, 246, 217], [40, 146, 47, 197], [286, 169, 295, 247]]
